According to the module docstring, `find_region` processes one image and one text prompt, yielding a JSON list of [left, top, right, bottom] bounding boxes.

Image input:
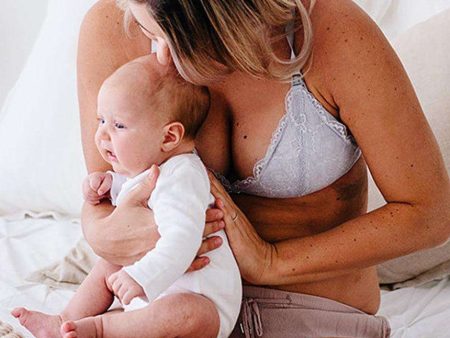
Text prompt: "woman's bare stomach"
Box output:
[[232, 157, 381, 315]]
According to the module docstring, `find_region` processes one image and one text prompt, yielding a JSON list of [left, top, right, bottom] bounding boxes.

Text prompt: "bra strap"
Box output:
[[285, 11, 303, 86], [292, 73, 303, 86]]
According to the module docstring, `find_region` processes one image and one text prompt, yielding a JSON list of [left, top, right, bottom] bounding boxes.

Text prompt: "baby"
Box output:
[[12, 55, 242, 338]]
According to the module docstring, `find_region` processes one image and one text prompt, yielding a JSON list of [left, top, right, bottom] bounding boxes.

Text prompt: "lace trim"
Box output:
[[231, 86, 298, 193], [295, 77, 356, 144], [210, 168, 233, 192], [220, 76, 360, 194]]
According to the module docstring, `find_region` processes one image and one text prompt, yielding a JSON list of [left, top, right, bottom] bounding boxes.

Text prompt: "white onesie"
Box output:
[[109, 153, 242, 338]]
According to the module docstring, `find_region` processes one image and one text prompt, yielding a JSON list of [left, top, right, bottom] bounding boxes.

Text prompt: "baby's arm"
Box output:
[[123, 162, 211, 302], [82, 172, 113, 205]]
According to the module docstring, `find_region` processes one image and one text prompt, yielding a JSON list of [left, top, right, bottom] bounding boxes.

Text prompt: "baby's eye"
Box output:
[[115, 122, 126, 129], [97, 117, 105, 125]]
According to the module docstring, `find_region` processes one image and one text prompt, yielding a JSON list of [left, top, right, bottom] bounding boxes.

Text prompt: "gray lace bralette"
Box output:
[[214, 73, 362, 199]]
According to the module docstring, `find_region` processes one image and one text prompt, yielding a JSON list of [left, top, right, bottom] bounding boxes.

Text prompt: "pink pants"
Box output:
[[229, 286, 391, 338]]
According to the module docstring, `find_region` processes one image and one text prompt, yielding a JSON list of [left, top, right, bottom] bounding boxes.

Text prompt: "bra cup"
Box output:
[[215, 82, 361, 199]]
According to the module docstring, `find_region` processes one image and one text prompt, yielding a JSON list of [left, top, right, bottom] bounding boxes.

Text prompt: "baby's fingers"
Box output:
[[98, 173, 112, 196], [89, 174, 103, 191], [122, 289, 137, 305], [107, 273, 119, 292], [117, 284, 128, 303]]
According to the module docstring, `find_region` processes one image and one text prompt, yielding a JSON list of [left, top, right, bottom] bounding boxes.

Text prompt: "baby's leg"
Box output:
[[61, 292, 220, 338], [12, 258, 120, 338], [61, 258, 121, 320]]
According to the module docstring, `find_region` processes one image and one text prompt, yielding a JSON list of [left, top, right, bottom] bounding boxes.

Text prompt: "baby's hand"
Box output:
[[107, 269, 145, 306], [82, 172, 113, 205]]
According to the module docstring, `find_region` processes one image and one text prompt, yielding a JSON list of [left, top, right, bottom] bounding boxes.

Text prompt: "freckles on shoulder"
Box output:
[[307, 0, 387, 76]]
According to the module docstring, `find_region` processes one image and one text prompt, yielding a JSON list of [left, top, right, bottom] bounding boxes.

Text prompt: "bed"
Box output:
[[1, 216, 450, 338], [1, 1, 450, 337]]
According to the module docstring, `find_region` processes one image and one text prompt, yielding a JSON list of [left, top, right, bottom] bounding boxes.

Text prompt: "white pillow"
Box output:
[[354, 0, 450, 42], [0, 0, 96, 219]]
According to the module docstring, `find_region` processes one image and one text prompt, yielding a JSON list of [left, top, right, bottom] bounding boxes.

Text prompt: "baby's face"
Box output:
[[95, 78, 164, 178]]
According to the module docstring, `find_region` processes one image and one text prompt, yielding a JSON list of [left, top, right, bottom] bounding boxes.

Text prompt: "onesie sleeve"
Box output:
[[123, 161, 210, 302]]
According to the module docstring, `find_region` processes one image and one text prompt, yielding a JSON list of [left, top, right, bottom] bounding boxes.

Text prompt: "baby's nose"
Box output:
[[97, 126, 111, 140]]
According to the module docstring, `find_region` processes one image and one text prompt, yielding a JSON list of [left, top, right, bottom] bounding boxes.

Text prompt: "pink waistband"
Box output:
[[229, 285, 390, 338]]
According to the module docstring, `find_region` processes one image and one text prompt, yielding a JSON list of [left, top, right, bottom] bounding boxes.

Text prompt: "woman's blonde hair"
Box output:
[[119, 0, 315, 84]]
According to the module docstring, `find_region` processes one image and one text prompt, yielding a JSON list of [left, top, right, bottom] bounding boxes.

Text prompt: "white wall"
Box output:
[[0, 0, 49, 107]]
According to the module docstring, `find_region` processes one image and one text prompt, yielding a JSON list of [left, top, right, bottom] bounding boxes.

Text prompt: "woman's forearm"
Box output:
[[264, 201, 450, 285], [81, 200, 115, 259], [81, 198, 159, 266]]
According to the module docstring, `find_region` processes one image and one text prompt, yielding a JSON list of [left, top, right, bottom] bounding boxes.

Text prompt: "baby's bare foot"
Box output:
[[11, 307, 63, 338], [61, 318, 102, 338]]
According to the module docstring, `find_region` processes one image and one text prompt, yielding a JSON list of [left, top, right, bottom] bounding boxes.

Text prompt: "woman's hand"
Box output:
[[84, 165, 161, 266], [187, 207, 226, 272], [208, 172, 277, 285], [83, 165, 224, 269]]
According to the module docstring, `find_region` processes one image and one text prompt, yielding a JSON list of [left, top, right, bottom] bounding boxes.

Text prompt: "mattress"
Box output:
[[1, 216, 450, 338]]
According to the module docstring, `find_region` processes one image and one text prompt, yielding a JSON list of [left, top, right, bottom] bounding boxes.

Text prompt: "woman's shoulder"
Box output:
[[81, 0, 125, 41], [300, 0, 395, 110], [79, 0, 148, 63], [309, 0, 392, 71]]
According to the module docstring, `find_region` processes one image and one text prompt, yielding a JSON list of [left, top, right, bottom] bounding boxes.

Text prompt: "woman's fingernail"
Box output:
[[219, 221, 225, 229], [203, 257, 210, 264], [215, 237, 223, 246]]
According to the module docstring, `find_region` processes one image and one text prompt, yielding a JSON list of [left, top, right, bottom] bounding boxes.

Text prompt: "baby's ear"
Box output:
[[161, 122, 185, 152]]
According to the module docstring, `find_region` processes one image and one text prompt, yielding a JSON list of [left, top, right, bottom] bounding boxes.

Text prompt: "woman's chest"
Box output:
[[203, 76, 292, 179], [198, 73, 362, 200]]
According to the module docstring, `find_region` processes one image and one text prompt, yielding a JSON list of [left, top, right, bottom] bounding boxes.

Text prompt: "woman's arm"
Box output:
[[212, 0, 450, 285], [78, 0, 155, 264]]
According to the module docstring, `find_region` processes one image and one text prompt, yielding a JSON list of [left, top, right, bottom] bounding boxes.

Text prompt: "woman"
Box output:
[[78, 0, 450, 336]]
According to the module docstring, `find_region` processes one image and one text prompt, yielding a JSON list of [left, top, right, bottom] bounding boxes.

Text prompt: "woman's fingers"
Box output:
[[199, 236, 222, 255], [208, 171, 236, 216], [186, 256, 210, 272], [203, 220, 224, 237], [186, 235, 223, 272], [122, 165, 160, 206], [205, 208, 223, 223]]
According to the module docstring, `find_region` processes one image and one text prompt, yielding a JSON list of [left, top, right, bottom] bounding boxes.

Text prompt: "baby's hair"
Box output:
[[148, 69, 210, 139], [106, 58, 210, 140]]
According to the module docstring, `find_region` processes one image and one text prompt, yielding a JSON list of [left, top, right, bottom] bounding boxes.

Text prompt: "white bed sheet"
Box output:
[[1, 217, 450, 338], [0, 217, 80, 337]]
